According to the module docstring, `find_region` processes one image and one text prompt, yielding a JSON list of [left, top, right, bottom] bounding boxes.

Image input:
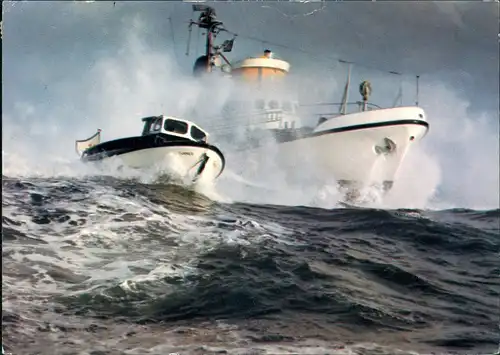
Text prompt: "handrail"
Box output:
[[299, 101, 383, 109], [297, 101, 384, 118]]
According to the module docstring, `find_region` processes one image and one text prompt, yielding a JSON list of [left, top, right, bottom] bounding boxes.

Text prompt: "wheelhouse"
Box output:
[[222, 98, 301, 130], [141, 115, 209, 143]]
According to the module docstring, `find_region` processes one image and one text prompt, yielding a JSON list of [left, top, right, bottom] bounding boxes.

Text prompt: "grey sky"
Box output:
[[3, 1, 498, 115]]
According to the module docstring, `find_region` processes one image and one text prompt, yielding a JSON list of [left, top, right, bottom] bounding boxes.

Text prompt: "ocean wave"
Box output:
[[2, 176, 499, 355]]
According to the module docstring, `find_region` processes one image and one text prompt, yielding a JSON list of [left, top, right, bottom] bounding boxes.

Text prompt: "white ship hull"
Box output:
[[231, 107, 429, 190]]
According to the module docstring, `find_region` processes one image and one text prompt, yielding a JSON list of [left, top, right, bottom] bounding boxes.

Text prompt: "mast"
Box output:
[[339, 62, 352, 115], [415, 75, 420, 106], [186, 5, 236, 76], [390, 71, 403, 107]]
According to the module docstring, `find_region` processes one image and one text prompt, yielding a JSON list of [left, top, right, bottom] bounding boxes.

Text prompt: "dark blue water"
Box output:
[[2, 176, 499, 355]]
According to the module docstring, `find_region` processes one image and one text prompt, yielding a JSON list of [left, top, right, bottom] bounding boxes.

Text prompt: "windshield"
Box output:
[[164, 119, 188, 135], [191, 125, 207, 142]]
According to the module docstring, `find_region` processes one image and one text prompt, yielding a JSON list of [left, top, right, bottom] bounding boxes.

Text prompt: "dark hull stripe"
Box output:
[[307, 119, 430, 139], [232, 119, 430, 152]]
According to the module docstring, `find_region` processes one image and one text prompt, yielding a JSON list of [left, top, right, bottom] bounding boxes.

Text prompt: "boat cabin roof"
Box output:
[[141, 115, 209, 143]]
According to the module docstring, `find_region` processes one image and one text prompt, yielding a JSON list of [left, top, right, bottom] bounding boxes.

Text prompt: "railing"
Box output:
[[201, 101, 387, 135], [199, 109, 285, 134], [299, 101, 383, 110], [297, 101, 384, 120]]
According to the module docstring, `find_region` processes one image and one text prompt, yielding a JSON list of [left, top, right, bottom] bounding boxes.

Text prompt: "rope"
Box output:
[[236, 32, 410, 76], [182, 5, 417, 76], [207, 23, 417, 77], [168, 17, 183, 67]]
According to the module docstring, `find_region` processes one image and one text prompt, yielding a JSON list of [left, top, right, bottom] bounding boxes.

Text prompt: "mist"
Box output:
[[2, 1, 498, 209]]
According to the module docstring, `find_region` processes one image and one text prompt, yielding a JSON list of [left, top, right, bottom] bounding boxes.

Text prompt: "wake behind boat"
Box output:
[[75, 115, 225, 183], [184, 5, 430, 195]]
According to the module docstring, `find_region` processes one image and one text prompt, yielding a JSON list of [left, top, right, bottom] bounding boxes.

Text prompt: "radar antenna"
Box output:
[[186, 4, 236, 77]]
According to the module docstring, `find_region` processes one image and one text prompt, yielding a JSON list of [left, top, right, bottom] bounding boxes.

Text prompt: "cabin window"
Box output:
[[151, 117, 163, 132], [282, 101, 292, 112], [255, 99, 265, 110], [164, 119, 188, 135], [291, 121, 295, 129], [269, 100, 279, 110], [191, 126, 207, 142], [284, 122, 288, 129]]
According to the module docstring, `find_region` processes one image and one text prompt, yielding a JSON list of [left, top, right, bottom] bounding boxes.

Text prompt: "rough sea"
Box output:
[[3, 1, 500, 353], [2, 173, 499, 355]]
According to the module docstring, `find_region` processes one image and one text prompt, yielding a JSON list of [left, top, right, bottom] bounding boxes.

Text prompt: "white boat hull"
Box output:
[[231, 107, 429, 190], [77, 116, 226, 184], [89, 145, 225, 183]]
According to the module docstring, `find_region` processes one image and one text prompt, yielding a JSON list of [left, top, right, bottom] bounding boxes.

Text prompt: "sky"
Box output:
[[2, 0, 499, 208], [3, 1, 498, 113]]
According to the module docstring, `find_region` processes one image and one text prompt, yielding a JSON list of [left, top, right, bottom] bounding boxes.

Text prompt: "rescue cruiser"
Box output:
[[185, 4, 430, 194], [75, 115, 225, 183]]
